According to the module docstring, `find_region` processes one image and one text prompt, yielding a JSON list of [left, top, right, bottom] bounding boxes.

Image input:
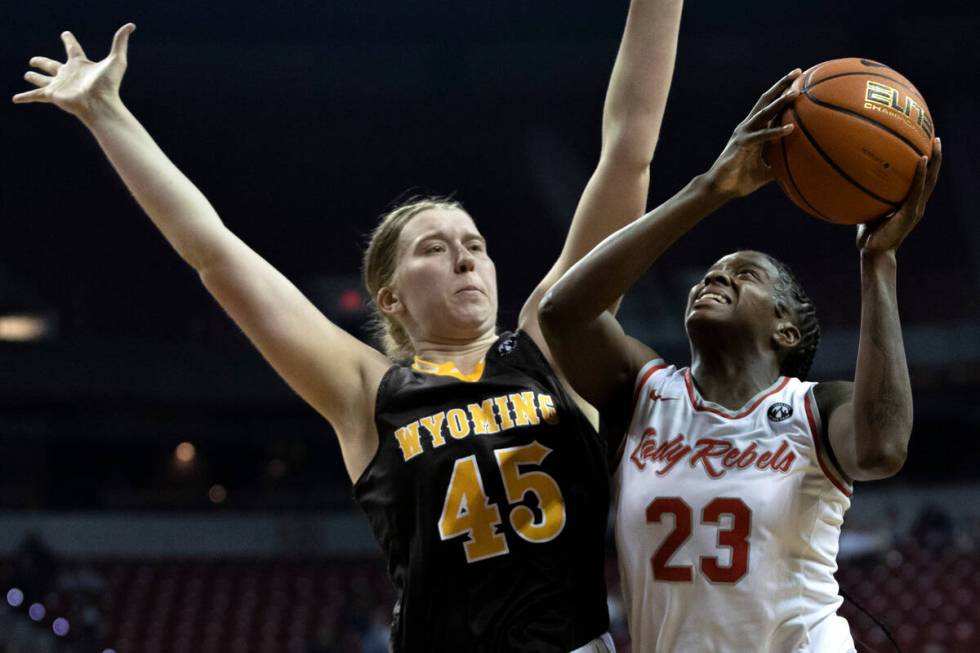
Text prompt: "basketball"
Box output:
[[765, 58, 934, 224]]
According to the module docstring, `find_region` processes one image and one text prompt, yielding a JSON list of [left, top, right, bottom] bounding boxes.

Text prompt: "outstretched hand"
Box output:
[[12, 23, 135, 120], [705, 68, 801, 199], [857, 138, 942, 257]]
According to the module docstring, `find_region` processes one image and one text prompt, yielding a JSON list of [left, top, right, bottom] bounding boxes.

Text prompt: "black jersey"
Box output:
[[353, 331, 610, 652]]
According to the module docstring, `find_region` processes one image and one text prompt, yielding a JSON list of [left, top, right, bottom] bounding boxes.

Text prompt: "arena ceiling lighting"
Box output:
[[0, 313, 50, 341]]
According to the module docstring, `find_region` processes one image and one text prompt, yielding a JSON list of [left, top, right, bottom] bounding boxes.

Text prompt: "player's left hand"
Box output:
[[858, 137, 942, 256]]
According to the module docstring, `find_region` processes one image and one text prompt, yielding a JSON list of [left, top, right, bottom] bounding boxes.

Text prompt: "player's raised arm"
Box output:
[[519, 0, 683, 351], [815, 139, 942, 481], [539, 71, 800, 411], [13, 25, 391, 480]]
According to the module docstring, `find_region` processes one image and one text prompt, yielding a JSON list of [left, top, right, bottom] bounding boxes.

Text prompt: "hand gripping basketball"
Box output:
[[766, 58, 936, 225], [704, 69, 802, 199], [13, 23, 135, 121], [857, 137, 942, 256]]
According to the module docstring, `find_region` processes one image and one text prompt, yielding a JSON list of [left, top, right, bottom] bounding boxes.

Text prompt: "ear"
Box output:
[[376, 287, 402, 317], [773, 320, 801, 352]]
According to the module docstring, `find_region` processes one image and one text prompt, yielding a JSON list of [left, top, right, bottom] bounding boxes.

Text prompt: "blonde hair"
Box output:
[[362, 197, 464, 360]]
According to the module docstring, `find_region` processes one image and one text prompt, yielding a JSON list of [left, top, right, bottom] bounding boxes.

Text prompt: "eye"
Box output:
[[425, 242, 446, 254], [467, 241, 485, 253], [737, 269, 759, 280]]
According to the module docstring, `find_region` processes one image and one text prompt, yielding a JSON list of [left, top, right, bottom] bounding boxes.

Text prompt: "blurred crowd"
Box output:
[[3, 502, 979, 653]]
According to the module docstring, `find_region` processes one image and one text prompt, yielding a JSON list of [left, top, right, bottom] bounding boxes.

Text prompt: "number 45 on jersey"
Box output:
[[438, 441, 566, 563]]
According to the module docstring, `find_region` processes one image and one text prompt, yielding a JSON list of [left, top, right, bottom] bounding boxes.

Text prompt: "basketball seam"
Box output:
[[777, 129, 831, 221], [804, 71, 924, 103], [791, 104, 903, 207], [802, 90, 927, 157]]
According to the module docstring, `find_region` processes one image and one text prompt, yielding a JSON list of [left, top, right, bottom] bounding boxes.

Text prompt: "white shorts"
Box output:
[[569, 632, 616, 653]]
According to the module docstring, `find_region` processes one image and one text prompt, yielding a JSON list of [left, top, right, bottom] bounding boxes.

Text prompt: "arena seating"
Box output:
[[3, 540, 977, 652], [836, 542, 980, 653]]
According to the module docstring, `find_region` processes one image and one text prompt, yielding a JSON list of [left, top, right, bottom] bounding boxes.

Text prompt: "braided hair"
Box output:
[[761, 253, 820, 381]]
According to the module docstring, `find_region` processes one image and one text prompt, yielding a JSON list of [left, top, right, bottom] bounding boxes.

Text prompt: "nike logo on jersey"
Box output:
[[629, 428, 796, 478], [649, 391, 678, 401]]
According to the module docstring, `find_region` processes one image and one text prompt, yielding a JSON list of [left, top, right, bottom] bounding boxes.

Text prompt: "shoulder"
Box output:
[[633, 359, 686, 394], [812, 380, 854, 418], [629, 359, 685, 412], [499, 330, 550, 369], [633, 358, 674, 385]]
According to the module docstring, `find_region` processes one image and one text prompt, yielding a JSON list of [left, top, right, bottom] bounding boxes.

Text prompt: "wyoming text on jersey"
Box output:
[[393, 391, 560, 461]]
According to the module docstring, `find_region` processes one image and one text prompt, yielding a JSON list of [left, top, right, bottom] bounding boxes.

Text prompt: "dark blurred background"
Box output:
[[2, 1, 978, 652]]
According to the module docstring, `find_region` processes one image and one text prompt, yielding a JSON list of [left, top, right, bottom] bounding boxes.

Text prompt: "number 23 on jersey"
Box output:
[[438, 441, 566, 563], [648, 496, 752, 583]]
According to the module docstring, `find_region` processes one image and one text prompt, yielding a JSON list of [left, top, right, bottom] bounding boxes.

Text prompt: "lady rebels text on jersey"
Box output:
[[614, 359, 856, 653]]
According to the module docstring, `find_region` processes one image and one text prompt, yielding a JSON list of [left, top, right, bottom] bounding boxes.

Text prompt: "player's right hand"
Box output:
[[13, 23, 135, 121], [704, 69, 801, 199]]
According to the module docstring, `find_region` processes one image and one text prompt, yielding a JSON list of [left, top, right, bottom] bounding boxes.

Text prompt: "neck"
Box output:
[[412, 328, 499, 374], [689, 343, 782, 411]]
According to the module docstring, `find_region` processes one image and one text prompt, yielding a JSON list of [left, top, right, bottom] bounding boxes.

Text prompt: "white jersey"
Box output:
[[614, 360, 856, 653]]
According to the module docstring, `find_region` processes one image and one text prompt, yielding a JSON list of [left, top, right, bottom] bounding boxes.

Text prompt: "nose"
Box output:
[[703, 270, 732, 287], [455, 246, 476, 274]]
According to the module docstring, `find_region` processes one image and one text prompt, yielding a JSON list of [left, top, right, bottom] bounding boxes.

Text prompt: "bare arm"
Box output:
[[539, 71, 801, 411], [519, 0, 684, 354], [14, 26, 391, 480], [816, 140, 942, 482]]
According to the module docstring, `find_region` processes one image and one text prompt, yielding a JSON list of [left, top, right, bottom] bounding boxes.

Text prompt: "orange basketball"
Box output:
[[765, 58, 934, 224]]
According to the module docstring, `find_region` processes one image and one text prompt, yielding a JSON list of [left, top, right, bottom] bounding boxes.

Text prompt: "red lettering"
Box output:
[[657, 438, 693, 476], [633, 432, 796, 478], [723, 448, 740, 467], [765, 442, 787, 471], [631, 429, 695, 474], [630, 428, 658, 470], [735, 442, 758, 469], [690, 439, 731, 479], [774, 451, 796, 473]]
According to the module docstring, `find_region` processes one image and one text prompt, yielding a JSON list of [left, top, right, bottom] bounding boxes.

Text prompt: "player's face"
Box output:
[[684, 251, 783, 337], [385, 208, 498, 343]]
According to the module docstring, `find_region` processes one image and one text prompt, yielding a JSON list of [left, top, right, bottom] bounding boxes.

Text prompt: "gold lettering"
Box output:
[[467, 399, 501, 435], [889, 88, 909, 115], [919, 110, 934, 138], [447, 408, 471, 439], [419, 412, 447, 448], [537, 394, 559, 425], [510, 392, 540, 427], [494, 396, 515, 430], [393, 422, 423, 461], [904, 97, 919, 119], [865, 81, 893, 107]]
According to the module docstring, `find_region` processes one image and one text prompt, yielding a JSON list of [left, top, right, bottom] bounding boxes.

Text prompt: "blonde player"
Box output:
[[539, 72, 942, 651], [13, 1, 683, 649]]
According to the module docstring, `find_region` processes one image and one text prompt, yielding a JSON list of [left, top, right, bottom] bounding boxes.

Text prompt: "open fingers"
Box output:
[[748, 87, 800, 128], [30, 56, 62, 76], [110, 23, 136, 60], [11, 88, 49, 104], [61, 31, 88, 60], [742, 123, 794, 146], [23, 71, 52, 88], [749, 68, 802, 115]]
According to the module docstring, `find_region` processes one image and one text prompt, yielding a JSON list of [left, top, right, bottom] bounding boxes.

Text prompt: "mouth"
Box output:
[[456, 285, 485, 296], [692, 290, 731, 307]]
